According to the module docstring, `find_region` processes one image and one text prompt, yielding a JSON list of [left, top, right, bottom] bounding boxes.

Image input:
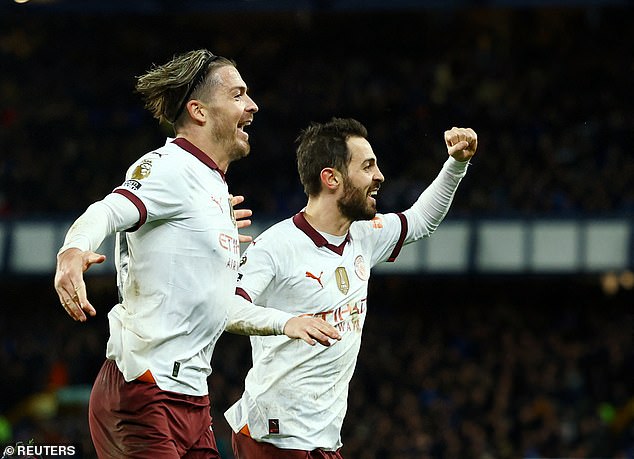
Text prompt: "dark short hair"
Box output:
[[296, 117, 368, 197]]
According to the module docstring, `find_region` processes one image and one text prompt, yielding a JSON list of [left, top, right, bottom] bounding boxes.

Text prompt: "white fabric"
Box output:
[[58, 193, 138, 254], [225, 295, 295, 336], [225, 156, 469, 450], [105, 139, 243, 395], [402, 156, 469, 243], [59, 139, 303, 396], [61, 138, 241, 396]]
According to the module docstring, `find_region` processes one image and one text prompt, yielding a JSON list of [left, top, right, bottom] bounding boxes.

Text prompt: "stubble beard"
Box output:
[[228, 140, 250, 162], [212, 125, 250, 163]]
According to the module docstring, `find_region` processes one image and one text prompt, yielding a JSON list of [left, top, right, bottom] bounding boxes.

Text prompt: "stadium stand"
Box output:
[[0, 4, 632, 458]]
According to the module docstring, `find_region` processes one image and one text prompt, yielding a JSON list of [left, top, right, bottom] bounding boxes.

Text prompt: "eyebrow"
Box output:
[[229, 84, 247, 93]]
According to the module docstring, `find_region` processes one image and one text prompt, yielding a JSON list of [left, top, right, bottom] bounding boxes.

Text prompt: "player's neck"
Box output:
[[303, 198, 351, 236], [175, 132, 231, 173]]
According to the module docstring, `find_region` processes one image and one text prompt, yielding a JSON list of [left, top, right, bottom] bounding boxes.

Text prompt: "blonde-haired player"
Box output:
[[54, 49, 339, 459]]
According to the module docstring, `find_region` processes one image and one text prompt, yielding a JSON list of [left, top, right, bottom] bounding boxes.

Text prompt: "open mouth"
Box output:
[[237, 119, 252, 140]]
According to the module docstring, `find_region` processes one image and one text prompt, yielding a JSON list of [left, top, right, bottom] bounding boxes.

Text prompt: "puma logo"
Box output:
[[305, 271, 324, 288]]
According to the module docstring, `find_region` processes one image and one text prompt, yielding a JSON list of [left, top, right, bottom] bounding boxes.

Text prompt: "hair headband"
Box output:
[[171, 53, 217, 123]]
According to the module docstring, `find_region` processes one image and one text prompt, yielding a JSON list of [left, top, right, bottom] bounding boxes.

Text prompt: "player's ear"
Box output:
[[186, 100, 206, 125], [320, 168, 341, 192]]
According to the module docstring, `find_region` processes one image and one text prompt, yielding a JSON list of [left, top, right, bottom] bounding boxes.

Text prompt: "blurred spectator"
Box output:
[[0, 8, 633, 220], [1, 5, 633, 459], [1, 275, 631, 458]]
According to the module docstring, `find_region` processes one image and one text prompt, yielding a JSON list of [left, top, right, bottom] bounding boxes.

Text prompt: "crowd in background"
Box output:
[[1, 4, 633, 459], [1, 276, 632, 458], [0, 7, 633, 219]]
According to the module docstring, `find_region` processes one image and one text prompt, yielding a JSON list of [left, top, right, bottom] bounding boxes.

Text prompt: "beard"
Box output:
[[227, 139, 250, 162], [337, 177, 377, 221], [211, 122, 250, 163]]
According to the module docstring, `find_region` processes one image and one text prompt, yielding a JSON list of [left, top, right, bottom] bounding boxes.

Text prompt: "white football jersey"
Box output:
[[225, 211, 407, 450], [106, 138, 240, 396], [225, 156, 469, 450]]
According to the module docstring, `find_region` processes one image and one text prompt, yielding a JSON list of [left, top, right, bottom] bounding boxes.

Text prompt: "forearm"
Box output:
[[225, 295, 295, 336], [58, 193, 139, 254], [402, 156, 469, 241]]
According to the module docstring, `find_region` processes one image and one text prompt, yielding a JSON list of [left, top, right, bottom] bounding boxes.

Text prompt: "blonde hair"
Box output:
[[135, 49, 235, 125]]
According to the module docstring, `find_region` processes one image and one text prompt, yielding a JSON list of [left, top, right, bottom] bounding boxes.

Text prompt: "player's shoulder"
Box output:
[[249, 216, 300, 250], [351, 213, 396, 236], [129, 141, 175, 165], [127, 141, 190, 177]]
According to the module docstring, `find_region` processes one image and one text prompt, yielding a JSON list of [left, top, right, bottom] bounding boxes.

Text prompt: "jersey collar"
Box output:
[[292, 212, 350, 256], [172, 137, 226, 182]]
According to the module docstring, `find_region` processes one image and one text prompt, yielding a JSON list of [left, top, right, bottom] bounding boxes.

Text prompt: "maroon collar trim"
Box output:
[[172, 137, 226, 181], [292, 212, 350, 256]]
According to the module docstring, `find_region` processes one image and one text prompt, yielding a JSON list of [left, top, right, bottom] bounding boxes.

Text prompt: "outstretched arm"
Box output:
[[402, 127, 477, 242], [54, 193, 139, 322], [225, 295, 341, 347]]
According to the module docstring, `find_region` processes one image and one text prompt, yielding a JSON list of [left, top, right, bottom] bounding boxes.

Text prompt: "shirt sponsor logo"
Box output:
[[131, 159, 153, 180], [219, 233, 240, 254], [354, 255, 369, 281], [333, 299, 366, 332], [335, 267, 349, 294], [219, 233, 240, 271], [302, 298, 367, 333]]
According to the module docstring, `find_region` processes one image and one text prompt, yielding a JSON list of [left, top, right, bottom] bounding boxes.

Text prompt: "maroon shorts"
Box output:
[[89, 359, 220, 459], [232, 431, 344, 459]]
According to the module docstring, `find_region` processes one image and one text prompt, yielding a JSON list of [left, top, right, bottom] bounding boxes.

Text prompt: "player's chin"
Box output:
[[362, 206, 377, 221], [231, 142, 250, 160]]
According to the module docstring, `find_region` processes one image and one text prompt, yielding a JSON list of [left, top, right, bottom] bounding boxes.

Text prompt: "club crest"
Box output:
[[354, 255, 369, 281]]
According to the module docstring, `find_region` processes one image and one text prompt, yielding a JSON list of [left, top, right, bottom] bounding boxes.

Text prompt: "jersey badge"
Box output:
[[122, 179, 142, 190], [306, 271, 323, 288], [354, 255, 369, 281], [131, 159, 153, 180], [335, 267, 350, 294], [268, 419, 280, 434]]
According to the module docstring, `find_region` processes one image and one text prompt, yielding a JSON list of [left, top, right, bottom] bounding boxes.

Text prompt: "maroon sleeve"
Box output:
[[113, 189, 147, 232]]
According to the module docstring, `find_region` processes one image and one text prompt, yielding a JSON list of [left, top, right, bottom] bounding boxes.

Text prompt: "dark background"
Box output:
[[0, 1, 632, 458]]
